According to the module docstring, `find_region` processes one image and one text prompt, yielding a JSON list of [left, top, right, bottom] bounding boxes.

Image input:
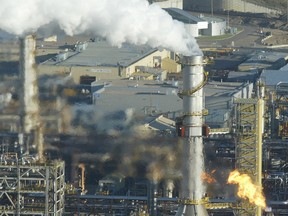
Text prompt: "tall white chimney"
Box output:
[[177, 55, 208, 216], [19, 35, 39, 133], [19, 35, 43, 160]]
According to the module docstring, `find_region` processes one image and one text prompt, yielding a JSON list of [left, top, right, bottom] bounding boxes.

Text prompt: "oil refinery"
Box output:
[[1, 33, 288, 215], [1, 0, 288, 216]]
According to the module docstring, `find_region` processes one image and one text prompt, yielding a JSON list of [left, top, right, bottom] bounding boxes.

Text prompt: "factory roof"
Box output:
[[91, 79, 182, 115], [204, 81, 245, 98], [91, 79, 246, 123], [260, 69, 288, 87], [203, 81, 246, 127], [164, 8, 205, 24], [280, 63, 288, 71], [199, 15, 225, 23], [145, 115, 175, 131], [227, 71, 258, 83], [238, 51, 288, 71], [44, 39, 157, 67]]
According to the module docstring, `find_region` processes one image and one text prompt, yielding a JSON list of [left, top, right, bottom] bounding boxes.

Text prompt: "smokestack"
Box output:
[[19, 35, 39, 133], [19, 35, 43, 160], [177, 56, 208, 216]]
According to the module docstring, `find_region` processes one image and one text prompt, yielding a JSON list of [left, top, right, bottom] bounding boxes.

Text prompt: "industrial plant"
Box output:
[[1, 0, 288, 216]]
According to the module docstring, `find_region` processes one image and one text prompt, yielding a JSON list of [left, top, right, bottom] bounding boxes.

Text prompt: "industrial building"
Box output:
[[39, 39, 180, 83], [2, 31, 288, 215], [164, 8, 227, 37], [260, 65, 288, 88], [238, 51, 288, 72], [1, 0, 288, 214], [184, 0, 279, 14], [204, 81, 253, 128], [82, 76, 253, 134], [226, 70, 258, 83], [59, 52, 288, 215], [144, 115, 176, 134]]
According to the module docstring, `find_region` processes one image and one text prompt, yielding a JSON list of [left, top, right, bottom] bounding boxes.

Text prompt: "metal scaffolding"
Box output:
[[263, 140, 288, 201], [270, 82, 288, 137], [64, 194, 149, 215], [0, 153, 65, 216], [233, 98, 263, 216]]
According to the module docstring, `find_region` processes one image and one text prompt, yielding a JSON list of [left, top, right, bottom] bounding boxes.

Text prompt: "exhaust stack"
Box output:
[[177, 56, 208, 216], [19, 35, 39, 133], [19, 35, 43, 161]]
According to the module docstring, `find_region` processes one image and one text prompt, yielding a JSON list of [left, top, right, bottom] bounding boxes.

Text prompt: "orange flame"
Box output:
[[201, 170, 216, 184], [228, 170, 266, 208]]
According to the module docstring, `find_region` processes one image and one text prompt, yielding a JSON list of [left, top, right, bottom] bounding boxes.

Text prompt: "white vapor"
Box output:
[[0, 0, 201, 56]]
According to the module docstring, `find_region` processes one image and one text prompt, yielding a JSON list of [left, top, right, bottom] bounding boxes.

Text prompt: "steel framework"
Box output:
[[0, 153, 65, 216], [64, 194, 236, 216], [270, 82, 288, 137], [263, 140, 288, 201], [233, 98, 263, 216]]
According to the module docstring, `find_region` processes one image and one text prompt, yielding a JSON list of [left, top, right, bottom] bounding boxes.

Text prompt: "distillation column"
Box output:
[[177, 56, 208, 216]]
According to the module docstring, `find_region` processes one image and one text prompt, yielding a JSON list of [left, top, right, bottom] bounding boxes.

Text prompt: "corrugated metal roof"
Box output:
[[92, 79, 182, 115], [227, 71, 258, 82], [203, 81, 244, 97], [238, 51, 288, 70], [280, 63, 288, 71], [260, 69, 288, 86], [164, 8, 205, 24], [92, 79, 245, 121], [146, 115, 175, 131], [200, 16, 224, 23], [48, 39, 157, 67]]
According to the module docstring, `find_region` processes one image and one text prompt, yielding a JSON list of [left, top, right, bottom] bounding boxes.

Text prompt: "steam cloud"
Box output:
[[0, 0, 201, 56]]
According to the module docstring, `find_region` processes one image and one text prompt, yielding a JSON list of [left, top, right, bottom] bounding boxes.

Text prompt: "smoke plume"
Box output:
[[0, 92, 12, 107], [0, 0, 201, 55]]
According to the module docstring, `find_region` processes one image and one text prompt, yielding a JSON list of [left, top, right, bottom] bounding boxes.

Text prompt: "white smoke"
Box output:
[[0, 0, 201, 56], [0, 92, 12, 106], [70, 105, 136, 135]]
